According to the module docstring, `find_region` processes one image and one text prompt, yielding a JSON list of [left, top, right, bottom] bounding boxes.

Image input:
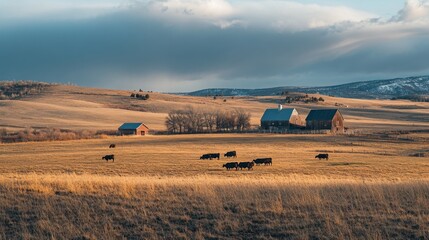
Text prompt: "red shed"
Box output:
[[118, 122, 149, 136]]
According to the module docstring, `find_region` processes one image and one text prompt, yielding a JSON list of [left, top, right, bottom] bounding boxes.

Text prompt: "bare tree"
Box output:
[[165, 112, 179, 133], [235, 109, 251, 131], [202, 111, 217, 133], [165, 107, 251, 134], [215, 111, 227, 132], [224, 111, 236, 131]]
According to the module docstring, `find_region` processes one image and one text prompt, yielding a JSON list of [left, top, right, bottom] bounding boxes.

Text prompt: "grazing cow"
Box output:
[[264, 158, 273, 165], [253, 159, 264, 165], [109, 144, 116, 148], [200, 153, 220, 160], [256, 158, 272, 165], [238, 162, 254, 170], [224, 151, 237, 158], [102, 154, 115, 162], [223, 162, 238, 170], [315, 154, 329, 160], [253, 158, 272, 166]]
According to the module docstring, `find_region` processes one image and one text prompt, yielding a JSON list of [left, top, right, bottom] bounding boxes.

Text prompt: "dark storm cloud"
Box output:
[[1, 0, 429, 91]]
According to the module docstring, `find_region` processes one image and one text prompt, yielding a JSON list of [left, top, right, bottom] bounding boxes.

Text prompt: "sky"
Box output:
[[1, 0, 429, 92]]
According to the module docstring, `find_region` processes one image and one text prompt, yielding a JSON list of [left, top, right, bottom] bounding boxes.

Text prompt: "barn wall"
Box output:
[[290, 115, 306, 127], [261, 120, 291, 129], [119, 129, 136, 135], [306, 112, 344, 133], [136, 125, 149, 135], [331, 112, 345, 133], [306, 120, 332, 130]]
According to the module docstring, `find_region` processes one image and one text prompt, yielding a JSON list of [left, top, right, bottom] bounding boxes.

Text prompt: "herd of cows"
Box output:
[[200, 150, 273, 171], [101, 145, 330, 170]]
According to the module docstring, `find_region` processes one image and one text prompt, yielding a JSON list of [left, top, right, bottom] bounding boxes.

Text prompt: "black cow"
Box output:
[[200, 153, 220, 160], [224, 151, 237, 158], [253, 158, 272, 166], [315, 154, 329, 160], [200, 154, 211, 160], [102, 154, 115, 162], [238, 162, 254, 170], [223, 162, 238, 170], [109, 144, 116, 148]]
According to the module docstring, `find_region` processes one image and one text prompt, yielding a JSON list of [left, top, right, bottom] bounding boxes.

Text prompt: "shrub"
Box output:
[[132, 93, 149, 100], [0, 128, 118, 143], [0, 81, 51, 99]]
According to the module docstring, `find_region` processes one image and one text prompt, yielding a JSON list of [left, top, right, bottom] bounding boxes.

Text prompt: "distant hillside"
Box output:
[[187, 76, 429, 99], [0, 81, 52, 99], [1, 80, 429, 132]]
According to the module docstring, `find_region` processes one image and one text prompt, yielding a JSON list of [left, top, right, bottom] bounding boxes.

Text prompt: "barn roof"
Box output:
[[118, 122, 148, 130], [305, 109, 340, 121], [261, 108, 298, 122]]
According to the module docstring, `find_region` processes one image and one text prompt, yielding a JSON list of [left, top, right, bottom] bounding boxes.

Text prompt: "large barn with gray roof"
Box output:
[[260, 105, 304, 130], [305, 109, 344, 133]]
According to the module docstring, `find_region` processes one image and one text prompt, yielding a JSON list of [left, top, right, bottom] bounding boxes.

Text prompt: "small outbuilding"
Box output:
[[118, 122, 149, 136], [305, 109, 344, 133], [261, 105, 304, 130]]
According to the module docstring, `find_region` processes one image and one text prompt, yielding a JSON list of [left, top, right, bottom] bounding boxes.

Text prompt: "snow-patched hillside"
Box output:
[[187, 76, 429, 99]]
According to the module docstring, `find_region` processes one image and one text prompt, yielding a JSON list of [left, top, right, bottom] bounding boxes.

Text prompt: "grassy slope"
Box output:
[[1, 175, 428, 240], [0, 134, 428, 178], [0, 134, 428, 239], [1, 84, 429, 239], [1, 84, 429, 131]]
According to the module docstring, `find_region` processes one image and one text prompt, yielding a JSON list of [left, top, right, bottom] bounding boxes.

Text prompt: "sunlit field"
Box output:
[[1, 133, 428, 239]]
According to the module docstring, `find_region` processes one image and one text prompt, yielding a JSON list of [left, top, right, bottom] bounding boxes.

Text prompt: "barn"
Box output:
[[260, 105, 304, 130], [305, 109, 344, 133], [118, 123, 149, 136]]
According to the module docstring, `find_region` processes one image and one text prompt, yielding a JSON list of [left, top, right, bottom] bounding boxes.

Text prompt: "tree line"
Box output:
[[165, 107, 251, 134], [0, 81, 51, 100]]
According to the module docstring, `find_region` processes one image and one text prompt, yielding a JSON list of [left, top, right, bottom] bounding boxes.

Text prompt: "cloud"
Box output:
[[394, 0, 429, 21], [132, 0, 374, 30], [1, 0, 429, 91], [0, 0, 125, 21]]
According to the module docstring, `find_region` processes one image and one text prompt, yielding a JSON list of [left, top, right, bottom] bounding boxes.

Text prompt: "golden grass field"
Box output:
[[1, 84, 429, 131], [0, 133, 428, 239], [1, 85, 429, 239]]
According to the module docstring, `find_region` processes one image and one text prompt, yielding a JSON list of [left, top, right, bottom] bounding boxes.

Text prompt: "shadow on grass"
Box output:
[[328, 162, 366, 166]]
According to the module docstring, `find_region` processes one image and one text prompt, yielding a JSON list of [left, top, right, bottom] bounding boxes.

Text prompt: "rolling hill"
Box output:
[[187, 76, 429, 99], [1, 82, 429, 132]]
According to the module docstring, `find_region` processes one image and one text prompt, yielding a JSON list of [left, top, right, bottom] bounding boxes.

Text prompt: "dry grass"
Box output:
[[1, 84, 429, 238], [0, 134, 429, 239], [0, 134, 428, 179], [0, 174, 428, 239], [1, 84, 429, 132]]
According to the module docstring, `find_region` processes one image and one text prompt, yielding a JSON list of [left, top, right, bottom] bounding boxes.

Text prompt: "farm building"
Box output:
[[305, 109, 344, 133], [118, 122, 149, 136], [261, 105, 304, 130]]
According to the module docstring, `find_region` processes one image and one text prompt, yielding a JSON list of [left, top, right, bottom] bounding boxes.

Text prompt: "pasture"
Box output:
[[2, 84, 429, 132], [0, 133, 428, 239], [1, 133, 428, 178]]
